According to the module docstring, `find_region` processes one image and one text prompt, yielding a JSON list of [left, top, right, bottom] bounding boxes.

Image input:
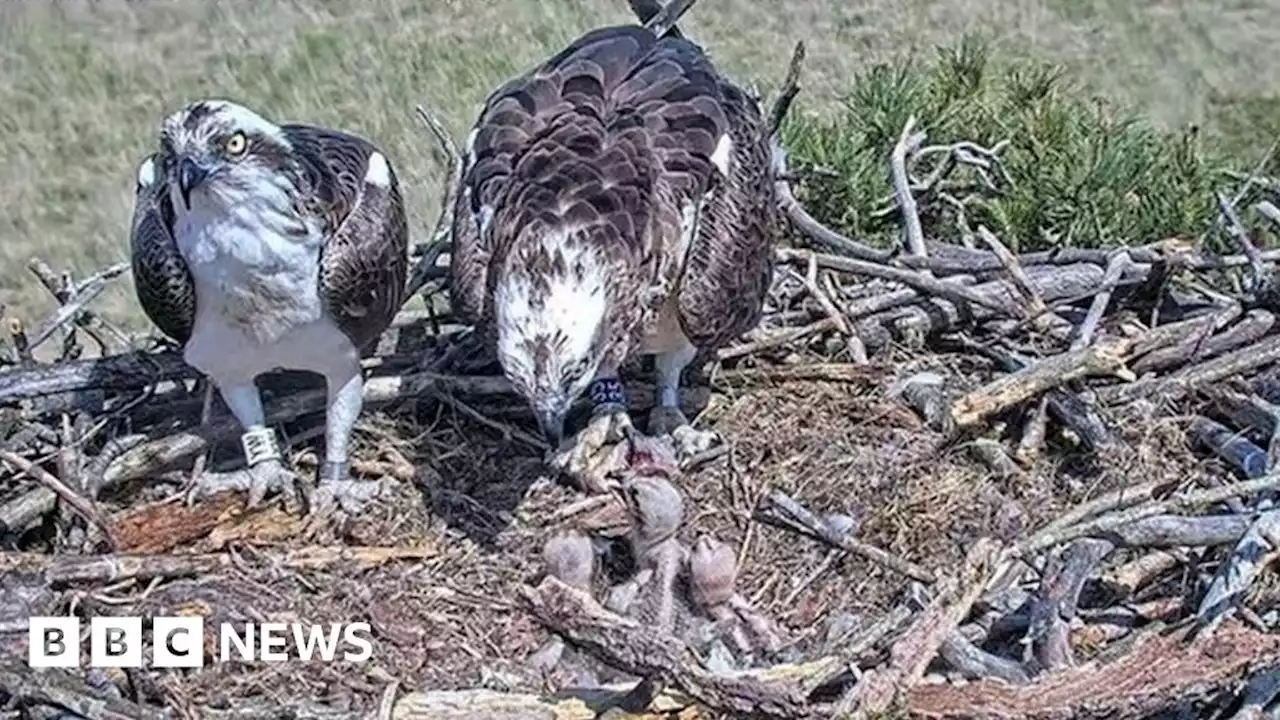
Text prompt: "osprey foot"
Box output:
[[548, 405, 635, 494], [183, 458, 301, 510], [647, 406, 720, 460], [308, 461, 381, 515]]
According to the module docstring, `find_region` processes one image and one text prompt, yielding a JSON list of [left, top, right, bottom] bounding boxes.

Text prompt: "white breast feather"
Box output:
[[493, 238, 606, 377], [171, 172, 356, 385]]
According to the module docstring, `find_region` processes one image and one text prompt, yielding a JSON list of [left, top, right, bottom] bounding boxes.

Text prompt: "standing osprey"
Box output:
[[129, 100, 409, 513], [450, 25, 776, 483]]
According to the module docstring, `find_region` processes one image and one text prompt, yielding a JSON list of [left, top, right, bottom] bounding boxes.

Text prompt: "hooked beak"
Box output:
[[177, 156, 210, 207], [537, 407, 566, 448]]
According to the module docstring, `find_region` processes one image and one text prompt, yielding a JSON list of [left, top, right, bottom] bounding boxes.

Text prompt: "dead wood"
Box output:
[[0, 487, 55, 535], [949, 336, 1133, 430], [855, 263, 1114, 352], [0, 449, 118, 548], [938, 633, 1031, 684], [755, 490, 936, 583], [1014, 470, 1280, 557], [1101, 513, 1253, 547], [1101, 333, 1280, 406], [1096, 550, 1181, 599], [844, 539, 1001, 714], [907, 619, 1280, 720], [1025, 538, 1114, 672], [778, 248, 1020, 318], [1196, 507, 1280, 630], [520, 576, 822, 719], [3, 25, 1280, 720], [1132, 308, 1275, 375], [392, 685, 690, 719], [0, 544, 434, 585], [0, 666, 171, 720]]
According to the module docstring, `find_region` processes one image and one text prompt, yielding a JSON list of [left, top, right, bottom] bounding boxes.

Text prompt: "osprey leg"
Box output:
[[309, 364, 380, 514], [185, 380, 301, 508], [648, 339, 719, 458]]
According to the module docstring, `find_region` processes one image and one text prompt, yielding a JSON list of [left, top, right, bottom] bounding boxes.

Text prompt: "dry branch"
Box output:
[[0, 666, 170, 720], [1196, 507, 1280, 630], [0, 545, 434, 585], [908, 620, 1280, 719], [848, 539, 1001, 714], [756, 490, 936, 583], [520, 576, 821, 719], [949, 336, 1133, 430]]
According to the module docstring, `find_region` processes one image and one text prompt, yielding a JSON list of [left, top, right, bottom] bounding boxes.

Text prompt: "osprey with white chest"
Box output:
[[129, 100, 409, 513], [450, 24, 777, 488]]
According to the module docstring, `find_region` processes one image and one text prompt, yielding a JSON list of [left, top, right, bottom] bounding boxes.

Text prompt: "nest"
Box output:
[[3, 5, 1280, 720]]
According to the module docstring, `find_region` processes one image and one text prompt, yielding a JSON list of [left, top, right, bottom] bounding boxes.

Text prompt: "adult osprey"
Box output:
[[129, 100, 409, 513], [450, 25, 776, 484]]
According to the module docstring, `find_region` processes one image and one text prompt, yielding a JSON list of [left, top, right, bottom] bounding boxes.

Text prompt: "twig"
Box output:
[[1070, 250, 1130, 351], [718, 316, 841, 361], [1012, 470, 1280, 557], [0, 450, 117, 549], [406, 103, 463, 299], [0, 667, 171, 720], [1102, 333, 1280, 406], [767, 42, 806, 139], [642, 0, 697, 38], [1216, 190, 1272, 295], [977, 225, 1046, 315], [949, 335, 1134, 430], [756, 490, 936, 583], [0, 544, 435, 584], [1026, 538, 1114, 672], [776, 248, 1018, 317], [939, 632, 1030, 684], [1196, 508, 1280, 632], [520, 576, 821, 719], [772, 148, 891, 262], [891, 116, 928, 259], [1227, 667, 1280, 720], [908, 619, 1280, 719], [848, 539, 1001, 714]]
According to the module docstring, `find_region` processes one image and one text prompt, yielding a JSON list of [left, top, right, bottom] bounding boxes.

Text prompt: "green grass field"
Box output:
[[2, 0, 1278, 328]]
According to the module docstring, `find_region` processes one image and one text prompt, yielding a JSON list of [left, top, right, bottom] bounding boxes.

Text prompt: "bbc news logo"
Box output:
[[28, 617, 373, 668]]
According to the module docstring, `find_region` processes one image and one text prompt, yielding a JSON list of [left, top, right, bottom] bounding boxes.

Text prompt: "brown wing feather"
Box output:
[[452, 25, 736, 345], [129, 153, 196, 345], [282, 125, 410, 350], [451, 27, 660, 327], [672, 82, 777, 351]]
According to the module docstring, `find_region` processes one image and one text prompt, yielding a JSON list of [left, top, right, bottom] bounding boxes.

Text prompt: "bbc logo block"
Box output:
[[28, 617, 80, 668], [29, 616, 202, 668], [153, 616, 204, 667], [90, 617, 143, 667]]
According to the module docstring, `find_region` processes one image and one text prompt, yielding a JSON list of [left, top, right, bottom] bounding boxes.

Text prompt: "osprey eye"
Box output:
[[223, 132, 248, 157]]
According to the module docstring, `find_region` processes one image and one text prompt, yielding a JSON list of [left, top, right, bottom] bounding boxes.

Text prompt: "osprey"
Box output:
[[450, 25, 776, 484], [129, 100, 409, 513]]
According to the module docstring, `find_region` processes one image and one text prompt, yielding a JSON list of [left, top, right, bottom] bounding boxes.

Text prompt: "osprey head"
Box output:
[[157, 99, 295, 211], [492, 227, 613, 445]]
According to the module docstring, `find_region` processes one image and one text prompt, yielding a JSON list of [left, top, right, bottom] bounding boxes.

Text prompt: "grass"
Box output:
[[2, 0, 1279, 327]]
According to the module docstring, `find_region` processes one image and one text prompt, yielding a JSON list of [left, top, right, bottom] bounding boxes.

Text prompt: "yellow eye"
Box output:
[[224, 132, 248, 156]]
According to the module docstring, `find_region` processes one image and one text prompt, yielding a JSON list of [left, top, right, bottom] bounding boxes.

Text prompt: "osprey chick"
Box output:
[[450, 25, 776, 485], [129, 100, 408, 513]]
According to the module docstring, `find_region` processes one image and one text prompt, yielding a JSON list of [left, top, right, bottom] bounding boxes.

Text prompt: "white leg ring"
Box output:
[[240, 425, 282, 468]]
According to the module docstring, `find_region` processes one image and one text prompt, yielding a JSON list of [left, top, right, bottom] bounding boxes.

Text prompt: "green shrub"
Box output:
[[782, 35, 1272, 255]]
